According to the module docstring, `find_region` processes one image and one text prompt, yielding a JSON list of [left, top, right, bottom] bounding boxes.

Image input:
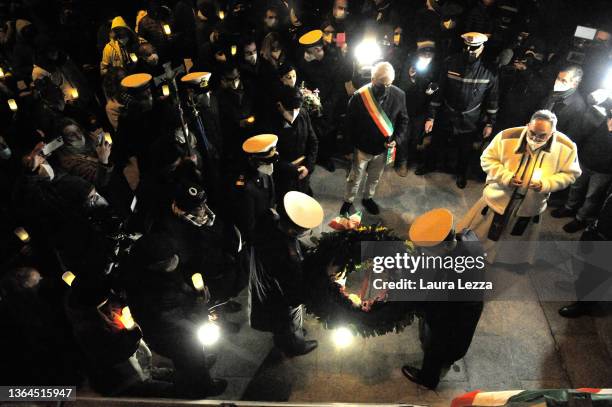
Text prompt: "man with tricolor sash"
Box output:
[[340, 61, 409, 215]]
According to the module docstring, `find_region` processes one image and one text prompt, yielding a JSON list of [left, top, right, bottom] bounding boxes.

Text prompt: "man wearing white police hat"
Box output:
[[249, 191, 324, 356], [233, 134, 279, 243], [419, 31, 499, 189]]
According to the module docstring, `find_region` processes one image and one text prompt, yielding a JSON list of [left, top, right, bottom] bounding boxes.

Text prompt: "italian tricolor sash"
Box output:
[[357, 85, 394, 138]]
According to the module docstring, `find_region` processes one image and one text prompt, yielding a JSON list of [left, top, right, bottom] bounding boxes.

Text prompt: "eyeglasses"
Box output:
[[527, 130, 549, 141]]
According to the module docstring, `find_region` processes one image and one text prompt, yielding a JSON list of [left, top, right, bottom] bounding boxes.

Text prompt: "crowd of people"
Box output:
[[0, 0, 611, 399]]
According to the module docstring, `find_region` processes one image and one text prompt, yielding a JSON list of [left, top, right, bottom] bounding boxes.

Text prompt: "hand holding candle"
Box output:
[[14, 227, 30, 243], [119, 306, 135, 330], [530, 168, 543, 191]]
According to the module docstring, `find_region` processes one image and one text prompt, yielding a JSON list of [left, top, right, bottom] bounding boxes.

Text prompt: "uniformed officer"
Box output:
[[233, 134, 279, 243], [249, 191, 323, 356], [401, 208, 485, 389], [418, 32, 499, 189]]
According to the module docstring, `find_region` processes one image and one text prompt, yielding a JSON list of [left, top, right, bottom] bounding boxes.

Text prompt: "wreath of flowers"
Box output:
[[303, 225, 418, 338]]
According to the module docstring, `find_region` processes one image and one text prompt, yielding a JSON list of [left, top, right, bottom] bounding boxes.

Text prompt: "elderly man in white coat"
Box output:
[[459, 110, 582, 264]]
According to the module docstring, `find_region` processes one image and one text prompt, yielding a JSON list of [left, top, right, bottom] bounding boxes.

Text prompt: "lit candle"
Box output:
[[218, 10, 225, 20], [246, 115, 255, 124], [393, 33, 401, 45], [104, 132, 113, 145], [231, 45, 237, 56], [70, 88, 79, 99], [162, 83, 170, 96], [14, 227, 30, 243], [0, 68, 4, 78], [532, 168, 543, 183], [120, 306, 135, 330], [129, 53, 138, 63], [7, 98, 18, 112], [163, 24, 172, 35], [62, 271, 76, 286], [192, 273, 205, 291]]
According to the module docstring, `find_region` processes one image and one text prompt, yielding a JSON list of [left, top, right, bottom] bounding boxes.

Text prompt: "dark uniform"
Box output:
[[402, 208, 485, 390], [248, 191, 322, 356], [423, 34, 498, 186], [234, 169, 276, 244]]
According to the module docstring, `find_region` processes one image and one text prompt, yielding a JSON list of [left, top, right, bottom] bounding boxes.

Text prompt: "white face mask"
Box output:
[[333, 8, 346, 20], [87, 192, 109, 209], [258, 163, 274, 176], [71, 136, 86, 149], [39, 162, 55, 180], [553, 80, 571, 92], [0, 146, 11, 160], [245, 53, 257, 65], [527, 137, 547, 150], [303, 51, 316, 62]]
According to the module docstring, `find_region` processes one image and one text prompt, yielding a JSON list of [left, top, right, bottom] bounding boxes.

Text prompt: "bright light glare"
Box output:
[[197, 322, 221, 346], [355, 40, 382, 66], [604, 67, 612, 91], [416, 57, 432, 72], [332, 326, 354, 348]]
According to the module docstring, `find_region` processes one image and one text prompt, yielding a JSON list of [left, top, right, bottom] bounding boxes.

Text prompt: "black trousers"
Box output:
[[418, 302, 483, 387], [423, 125, 480, 177]]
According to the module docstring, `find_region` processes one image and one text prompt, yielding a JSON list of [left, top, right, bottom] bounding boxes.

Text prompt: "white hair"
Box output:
[[530, 109, 558, 131], [371, 61, 395, 84]]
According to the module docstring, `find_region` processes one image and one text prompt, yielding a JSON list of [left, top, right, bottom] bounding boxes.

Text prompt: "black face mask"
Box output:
[[372, 83, 387, 99]]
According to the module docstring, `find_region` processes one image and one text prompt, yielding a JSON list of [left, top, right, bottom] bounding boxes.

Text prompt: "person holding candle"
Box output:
[[100, 16, 140, 76], [125, 233, 227, 398], [458, 110, 581, 264]]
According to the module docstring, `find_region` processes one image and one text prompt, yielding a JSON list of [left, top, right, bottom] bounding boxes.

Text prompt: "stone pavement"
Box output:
[[205, 162, 612, 406]]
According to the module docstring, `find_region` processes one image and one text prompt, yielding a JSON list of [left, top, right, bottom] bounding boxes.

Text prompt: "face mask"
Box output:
[[0, 146, 11, 160], [526, 137, 547, 150], [39, 162, 55, 180], [258, 163, 274, 176], [553, 80, 571, 92], [87, 192, 109, 208], [245, 53, 257, 65], [181, 203, 216, 227], [71, 135, 86, 149], [146, 53, 159, 66], [333, 8, 346, 20], [265, 17, 277, 28], [372, 83, 387, 98], [303, 51, 316, 62]]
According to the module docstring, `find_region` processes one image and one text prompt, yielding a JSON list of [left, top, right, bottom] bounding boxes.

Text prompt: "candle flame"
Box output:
[[218, 10, 225, 20], [70, 88, 79, 99], [14, 227, 30, 242], [8, 98, 18, 111], [120, 306, 135, 330], [130, 53, 138, 63], [532, 168, 543, 182], [246, 116, 255, 124], [231, 45, 237, 56], [163, 24, 171, 35], [62, 271, 76, 286], [162, 84, 170, 96], [192, 273, 204, 291]]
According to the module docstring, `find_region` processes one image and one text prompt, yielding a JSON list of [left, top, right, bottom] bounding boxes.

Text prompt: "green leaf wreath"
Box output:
[[303, 226, 418, 338]]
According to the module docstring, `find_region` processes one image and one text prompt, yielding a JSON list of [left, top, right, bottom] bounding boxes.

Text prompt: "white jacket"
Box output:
[[481, 126, 582, 217]]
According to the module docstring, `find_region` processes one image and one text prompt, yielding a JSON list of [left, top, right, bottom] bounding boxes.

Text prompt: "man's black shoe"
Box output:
[[563, 219, 587, 233], [456, 175, 467, 189], [282, 340, 318, 357], [401, 365, 438, 390], [340, 201, 354, 215], [551, 207, 577, 218], [206, 379, 228, 397], [362, 198, 380, 215], [415, 165, 430, 175], [558, 302, 593, 318]]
